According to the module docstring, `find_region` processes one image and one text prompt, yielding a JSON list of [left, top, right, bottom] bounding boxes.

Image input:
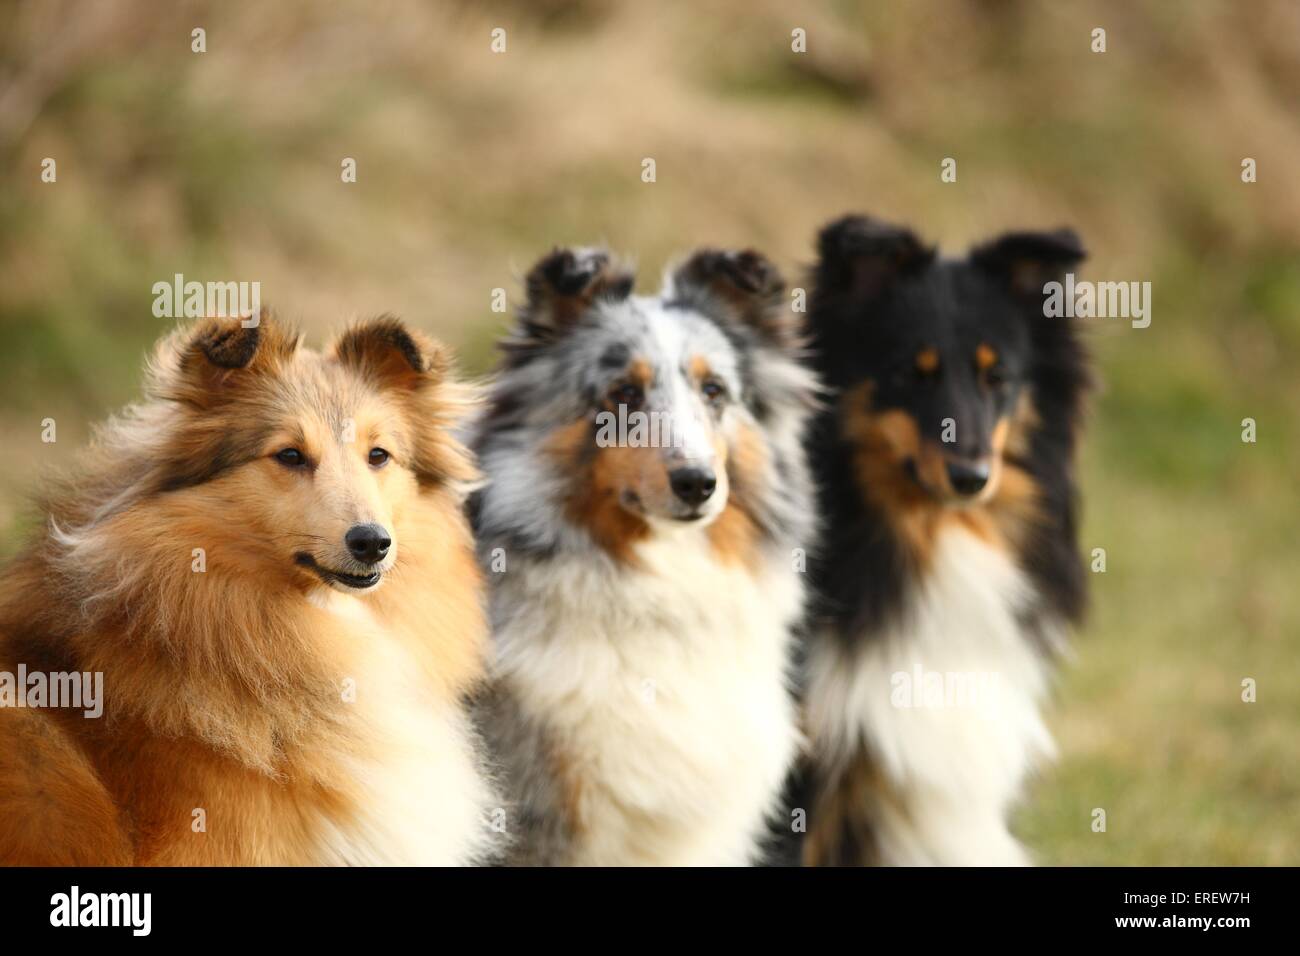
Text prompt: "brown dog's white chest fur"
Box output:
[[294, 589, 491, 866]]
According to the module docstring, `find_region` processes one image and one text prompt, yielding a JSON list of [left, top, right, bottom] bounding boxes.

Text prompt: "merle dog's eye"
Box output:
[[275, 448, 306, 468], [609, 383, 644, 408], [701, 379, 726, 403], [368, 447, 390, 467]]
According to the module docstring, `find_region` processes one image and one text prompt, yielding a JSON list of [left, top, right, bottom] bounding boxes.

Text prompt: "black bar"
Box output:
[[0, 866, 1276, 941]]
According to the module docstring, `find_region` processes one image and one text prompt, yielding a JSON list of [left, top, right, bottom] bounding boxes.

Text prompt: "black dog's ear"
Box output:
[[670, 248, 798, 350], [814, 214, 935, 300], [970, 229, 1086, 297], [512, 247, 634, 347]]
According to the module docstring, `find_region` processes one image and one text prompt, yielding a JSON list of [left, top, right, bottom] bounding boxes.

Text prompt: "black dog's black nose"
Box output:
[[344, 524, 391, 565], [669, 468, 717, 507], [946, 461, 990, 497]]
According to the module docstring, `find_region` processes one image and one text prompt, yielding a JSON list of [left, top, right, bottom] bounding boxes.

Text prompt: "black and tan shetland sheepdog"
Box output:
[[472, 246, 818, 865], [793, 214, 1092, 866], [0, 313, 495, 865]]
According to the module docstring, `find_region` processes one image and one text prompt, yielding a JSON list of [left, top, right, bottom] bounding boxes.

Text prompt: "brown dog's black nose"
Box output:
[[669, 468, 717, 507], [345, 524, 391, 565], [946, 461, 990, 497]]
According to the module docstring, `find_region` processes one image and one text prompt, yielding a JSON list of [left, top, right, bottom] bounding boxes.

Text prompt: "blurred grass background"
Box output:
[[1, 0, 1296, 863]]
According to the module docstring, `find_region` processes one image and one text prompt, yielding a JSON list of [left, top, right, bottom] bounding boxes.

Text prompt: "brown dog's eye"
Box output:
[[609, 383, 644, 409], [368, 447, 390, 468], [275, 448, 306, 468], [985, 366, 1007, 388], [701, 379, 726, 403]]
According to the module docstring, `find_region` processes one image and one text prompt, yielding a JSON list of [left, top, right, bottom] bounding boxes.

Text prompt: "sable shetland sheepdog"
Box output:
[[472, 246, 818, 865], [794, 215, 1091, 866], [0, 312, 495, 865]]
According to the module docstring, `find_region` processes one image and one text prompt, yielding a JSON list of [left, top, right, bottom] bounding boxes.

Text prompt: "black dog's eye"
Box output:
[[985, 366, 1008, 388], [368, 447, 390, 468], [609, 383, 644, 409], [275, 448, 307, 468], [701, 379, 727, 403], [891, 364, 933, 388]]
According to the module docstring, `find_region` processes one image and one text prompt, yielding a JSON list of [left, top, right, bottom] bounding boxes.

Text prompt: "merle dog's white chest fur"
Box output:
[[807, 527, 1058, 865], [494, 532, 802, 866]]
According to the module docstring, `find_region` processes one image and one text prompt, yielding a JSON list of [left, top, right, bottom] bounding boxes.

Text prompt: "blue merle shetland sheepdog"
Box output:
[[796, 214, 1091, 866], [472, 246, 818, 865]]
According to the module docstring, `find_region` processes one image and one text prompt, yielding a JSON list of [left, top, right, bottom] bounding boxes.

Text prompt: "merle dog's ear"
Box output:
[[814, 214, 935, 300], [970, 229, 1086, 297], [333, 315, 448, 391], [670, 248, 798, 350], [513, 247, 634, 345], [159, 310, 298, 406]]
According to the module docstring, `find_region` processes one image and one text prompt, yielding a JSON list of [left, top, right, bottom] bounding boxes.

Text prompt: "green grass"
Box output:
[[1016, 315, 1300, 863]]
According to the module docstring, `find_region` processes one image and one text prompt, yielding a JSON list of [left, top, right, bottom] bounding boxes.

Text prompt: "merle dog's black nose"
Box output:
[[946, 461, 990, 497], [345, 524, 391, 565], [669, 468, 717, 507]]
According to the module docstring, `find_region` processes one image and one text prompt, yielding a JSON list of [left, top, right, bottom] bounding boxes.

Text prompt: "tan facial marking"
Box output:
[[975, 343, 999, 371], [628, 357, 653, 388], [915, 348, 940, 374], [1003, 390, 1040, 459], [546, 417, 651, 565], [838, 379, 1044, 567], [707, 424, 762, 569]]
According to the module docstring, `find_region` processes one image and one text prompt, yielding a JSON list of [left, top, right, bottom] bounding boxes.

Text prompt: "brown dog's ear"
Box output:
[[504, 247, 635, 363], [813, 214, 935, 302], [334, 316, 477, 490], [670, 248, 798, 350], [970, 229, 1086, 297], [158, 310, 298, 406], [333, 315, 447, 391]]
